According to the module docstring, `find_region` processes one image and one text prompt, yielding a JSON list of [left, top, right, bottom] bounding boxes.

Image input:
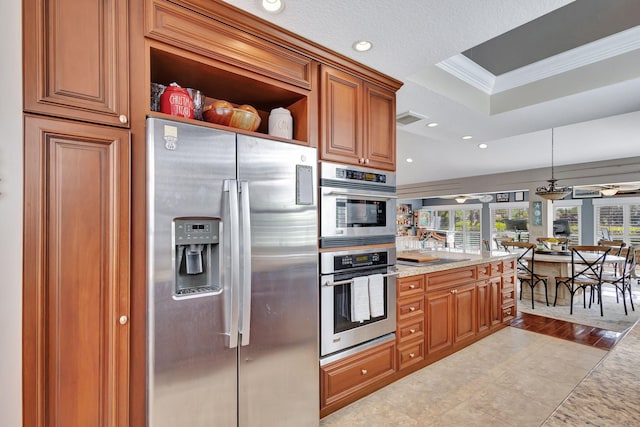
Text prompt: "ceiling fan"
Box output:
[[441, 194, 494, 204], [577, 182, 640, 196]]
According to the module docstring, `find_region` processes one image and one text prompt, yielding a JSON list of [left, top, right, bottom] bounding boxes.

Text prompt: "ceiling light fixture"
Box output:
[[478, 143, 488, 149], [601, 188, 618, 196], [535, 128, 572, 201], [455, 196, 468, 204], [427, 122, 438, 127], [462, 135, 473, 140], [261, 0, 284, 13], [406, 158, 414, 163], [353, 40, 372, 52]]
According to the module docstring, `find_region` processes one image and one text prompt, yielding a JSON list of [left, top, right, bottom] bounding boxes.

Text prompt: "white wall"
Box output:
[[0, 0, 23, 425]]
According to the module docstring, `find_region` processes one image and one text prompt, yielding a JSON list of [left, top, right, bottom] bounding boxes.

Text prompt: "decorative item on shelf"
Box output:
[[268, 107, 293, 139], [496, 193, 510, 203], [535, 128, 572, 201], [187, 88, 204, 120], [160, 82, 194, 119], [150, 82, 165, 112], [229, 105, 261, 132], [203, 100, 234, 126]]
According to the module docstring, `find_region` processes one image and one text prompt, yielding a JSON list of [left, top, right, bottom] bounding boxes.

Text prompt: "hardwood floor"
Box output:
[[510, 311, 628, 350]]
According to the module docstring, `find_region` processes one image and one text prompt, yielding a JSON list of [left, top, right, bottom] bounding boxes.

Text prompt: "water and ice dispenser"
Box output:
[[173, 217, 222, 297]]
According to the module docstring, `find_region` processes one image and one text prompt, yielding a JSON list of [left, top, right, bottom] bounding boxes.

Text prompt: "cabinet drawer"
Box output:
[[397, 317, 424, 345], [501, 258, 516, 274], [502, 274, 516, 291], [321, 340, 395, 407], [397, 340, 424, 370], [398, 275, 425, 298], [146, 0, 313, 89], [502, 289, 515, 306], [426, 266, 476, 292], [478, 262, 503, 280], [397, 295, 425, 322], [502, 305, 516, 322]]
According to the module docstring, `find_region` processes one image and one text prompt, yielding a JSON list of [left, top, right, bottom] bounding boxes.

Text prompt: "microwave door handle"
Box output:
[[239, 180, 252, 347], [326, 190, 397, 200], [223, 180, 240, 349]]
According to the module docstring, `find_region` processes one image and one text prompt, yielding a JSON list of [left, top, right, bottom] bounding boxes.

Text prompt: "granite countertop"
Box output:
[[395, 249, 516, 278]]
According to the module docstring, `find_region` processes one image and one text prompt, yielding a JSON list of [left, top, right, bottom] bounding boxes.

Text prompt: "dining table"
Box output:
[[523, 250, 626, 306]]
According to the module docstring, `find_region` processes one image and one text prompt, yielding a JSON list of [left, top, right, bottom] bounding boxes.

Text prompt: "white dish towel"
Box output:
[[351, 276, 371, 322], [368, 274, 385, 317]]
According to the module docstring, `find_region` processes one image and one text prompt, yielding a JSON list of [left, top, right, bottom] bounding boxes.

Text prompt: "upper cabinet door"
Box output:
[[364, 82, 396, 170], [320, 65, 397, 171], [320, 65, 363, 165], [23, 0, 130, 127]]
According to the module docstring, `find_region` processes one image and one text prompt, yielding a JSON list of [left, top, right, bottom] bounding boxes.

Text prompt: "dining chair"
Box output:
[[536, 237, 569, 244], [601, 246, 636, 315], [501, 241, 549, 309], [554, 246, 611, 316], [598, 239, 626, 275], [494, 236, 514, 251]]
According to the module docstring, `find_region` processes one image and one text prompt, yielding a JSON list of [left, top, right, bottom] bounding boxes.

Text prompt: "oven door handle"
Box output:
[[326, 190, 397, 200], [322, 271, 400, 287]]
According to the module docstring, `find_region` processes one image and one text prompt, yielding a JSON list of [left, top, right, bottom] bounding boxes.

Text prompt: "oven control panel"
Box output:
[[333, 251, 388, 271]]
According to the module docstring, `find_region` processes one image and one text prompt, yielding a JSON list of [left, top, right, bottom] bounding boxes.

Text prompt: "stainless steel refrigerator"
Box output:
[[146, 117, 319, 426]]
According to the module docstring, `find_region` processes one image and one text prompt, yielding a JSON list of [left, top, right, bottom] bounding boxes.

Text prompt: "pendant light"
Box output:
[[535, 128, 572, 201]]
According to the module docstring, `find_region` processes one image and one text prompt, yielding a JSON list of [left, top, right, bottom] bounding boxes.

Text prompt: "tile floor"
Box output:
[[319, 327, 607, 426]]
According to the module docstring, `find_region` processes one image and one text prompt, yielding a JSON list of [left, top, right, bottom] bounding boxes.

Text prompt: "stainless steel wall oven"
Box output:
[[319, 247, 397, 359], [320, 162, 396, 248]]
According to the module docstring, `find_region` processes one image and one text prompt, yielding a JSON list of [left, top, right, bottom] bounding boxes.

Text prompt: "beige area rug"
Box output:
[[517, 282, 640, 332]]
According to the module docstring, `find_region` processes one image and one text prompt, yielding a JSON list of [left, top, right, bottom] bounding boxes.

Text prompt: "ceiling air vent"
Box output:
[[396, 110, 427, 126]]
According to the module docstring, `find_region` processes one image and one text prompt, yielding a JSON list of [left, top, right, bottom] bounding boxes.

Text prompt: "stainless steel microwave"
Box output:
[[319, 162, 396, 248]]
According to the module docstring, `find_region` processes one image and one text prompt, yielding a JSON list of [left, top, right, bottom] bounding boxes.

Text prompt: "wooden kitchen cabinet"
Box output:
[[23, 115, 131, 427], [320, 65, 396, 170], [145, 0, 316, 146], [425, 282, 476, 355], [477, 276, 502, 332], [396, 275, 426, 371], [320, 339, 396, 418], [23, 0, 130, 127], [502, 272, 517, 322], [425, 288, 454, 354]]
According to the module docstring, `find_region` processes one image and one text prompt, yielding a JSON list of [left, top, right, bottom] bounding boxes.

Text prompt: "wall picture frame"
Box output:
[[496, 193, 510, 203], [572, 188, 601, 199], [532, 201, 542, 226]]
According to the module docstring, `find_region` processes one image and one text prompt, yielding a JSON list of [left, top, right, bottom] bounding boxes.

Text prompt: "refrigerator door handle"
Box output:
[[239, 180, 252, 346], [224, 179, 240, 349]]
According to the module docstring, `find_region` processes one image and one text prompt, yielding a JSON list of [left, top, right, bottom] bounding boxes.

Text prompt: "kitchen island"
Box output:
[[320, 248, 517, 417], [396, 248, 516, 277], [394, 249, 517, 372]]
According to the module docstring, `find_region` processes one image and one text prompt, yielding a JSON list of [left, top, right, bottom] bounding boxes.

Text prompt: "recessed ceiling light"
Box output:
[[478, 143, 488, 149], [353, 40, 372, 52], [462, 135, 473, 140], [406, 158, 414, 163], [261, 0, 284, 13], [426, 122, 439, 127]]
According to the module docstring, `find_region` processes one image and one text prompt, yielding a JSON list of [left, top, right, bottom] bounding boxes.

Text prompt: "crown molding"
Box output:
[[435, 55, 495, 93], [437, 25, 640, 95]]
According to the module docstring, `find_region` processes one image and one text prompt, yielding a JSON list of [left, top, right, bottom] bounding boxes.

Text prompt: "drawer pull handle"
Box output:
[[409, 284, 416, 289], [409, 329, 416, 334], [409, 306, 415, 312], [409, 353, 415, 358], [361, 369, 368, 375]]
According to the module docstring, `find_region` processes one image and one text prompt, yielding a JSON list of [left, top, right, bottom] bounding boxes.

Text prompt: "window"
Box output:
[[490, 202, 529, 248], [593, 197, 640, 245], [553, 200, 582, 245], [418, 205, 482, 250]]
